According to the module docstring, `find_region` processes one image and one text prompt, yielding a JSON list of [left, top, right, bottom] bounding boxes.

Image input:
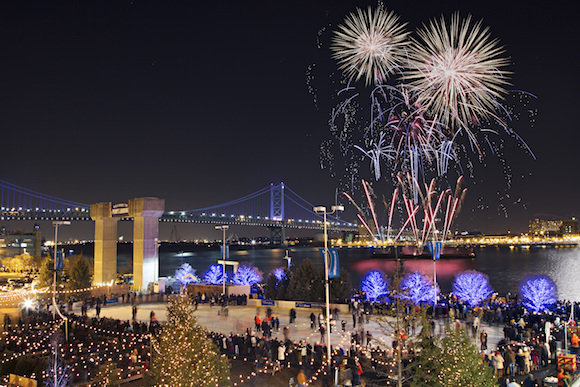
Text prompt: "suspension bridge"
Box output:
[[0, 179, 360, 291], [0, 180, 357, 232]]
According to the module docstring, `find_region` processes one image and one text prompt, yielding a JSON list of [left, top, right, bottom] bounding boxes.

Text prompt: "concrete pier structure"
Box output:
[[91, 202, 118, 285], [129, 198, 165, 291]]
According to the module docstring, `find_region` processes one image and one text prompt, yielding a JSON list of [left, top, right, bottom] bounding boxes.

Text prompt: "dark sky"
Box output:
[[0, 1, 577, 240]]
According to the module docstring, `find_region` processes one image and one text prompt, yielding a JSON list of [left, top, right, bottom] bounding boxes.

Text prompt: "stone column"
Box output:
[[129, 198, 165, 291], [91, 202, 118, 285]]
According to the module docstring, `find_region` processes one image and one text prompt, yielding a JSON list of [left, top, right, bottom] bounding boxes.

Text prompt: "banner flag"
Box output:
[[328, 248, 340, 278], [56, 249, 64, 270], [220, 245, 230, 260], [426, 241, 442, 260], [320, 248, 340, 278]]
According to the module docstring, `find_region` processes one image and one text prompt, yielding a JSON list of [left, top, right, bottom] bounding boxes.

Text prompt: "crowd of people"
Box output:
[[2, 287, 580, 386]]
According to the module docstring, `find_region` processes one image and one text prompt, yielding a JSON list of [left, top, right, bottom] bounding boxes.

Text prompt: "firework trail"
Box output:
[[331, 6, 409, 85], [405, 13, 510, 135], [346, 175, 466, 249]]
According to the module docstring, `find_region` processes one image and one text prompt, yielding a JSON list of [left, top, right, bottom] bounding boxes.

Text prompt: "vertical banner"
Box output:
[[220, 245, 230, 260], [319, 248, 340, 278], [426, 241, 442, 260], [56, 249, 64, 270], [328, 248, 340, 278]]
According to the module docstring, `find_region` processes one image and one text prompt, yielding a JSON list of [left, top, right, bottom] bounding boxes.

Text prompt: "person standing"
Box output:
[[95, 303, 101, 318], [480, 330, 488, 351], [255, 314, 261, 332], [492, 351, 504, 378], [132, 304, 137, 320], [505, 346, 516, 377]]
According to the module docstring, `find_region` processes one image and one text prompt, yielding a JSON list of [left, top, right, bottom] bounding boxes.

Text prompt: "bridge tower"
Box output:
[[90, 202, 118, 285], [129, 198, 165, 291], [91, 198, 164, 291], [269, 183, 286, 245]]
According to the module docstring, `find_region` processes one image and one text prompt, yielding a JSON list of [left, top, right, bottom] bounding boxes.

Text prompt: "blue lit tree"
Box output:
[[399, 271, 438, 305], [273, 267, 286, 282], [520, 274, 558, 313], [175, 263, 199, 288], [265, 267, 291, 300], [232, 263, 263, 285], [452, 270, 493, 307], [361, 270, 389, 302], [203, 264, 228, 285]]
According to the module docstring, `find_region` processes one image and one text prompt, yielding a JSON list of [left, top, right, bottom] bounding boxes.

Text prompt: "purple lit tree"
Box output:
[[361, 271, 389, 302], [175, 264, 199, 287], [399, 271, 438, 305], [452, 270, 493, 307], [520, 274, 558, 313], [273, 267, 286, 282], [204, 264, 228, 285], [233, 263, 263, 286]]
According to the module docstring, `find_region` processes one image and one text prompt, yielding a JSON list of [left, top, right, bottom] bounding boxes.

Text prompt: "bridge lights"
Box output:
[[312, 204, 343, 368]]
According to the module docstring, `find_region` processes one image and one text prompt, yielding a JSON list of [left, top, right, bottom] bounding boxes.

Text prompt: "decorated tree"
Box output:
[[361, 270, 389, 302], [203, 264, 228, 285], [175, 264, 199, 289], [400, 271, 438, 305], [232, 263, 262, 285], [410, 328, 497, 387], [273, 267, 286, 282], [452, 270, 493, 307], [520, 274, 558, 313], [150, 295, 231, 386]]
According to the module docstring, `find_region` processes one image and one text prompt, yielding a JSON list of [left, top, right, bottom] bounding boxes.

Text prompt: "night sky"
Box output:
[[0, 1, 577, 240]]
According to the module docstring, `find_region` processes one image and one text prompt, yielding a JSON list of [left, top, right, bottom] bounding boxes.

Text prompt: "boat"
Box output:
[[371, 245, 476, 259]]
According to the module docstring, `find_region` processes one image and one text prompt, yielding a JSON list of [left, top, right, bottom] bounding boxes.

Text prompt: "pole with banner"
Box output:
[[426, 241, 442, 314], [319, 248, 340, 278]]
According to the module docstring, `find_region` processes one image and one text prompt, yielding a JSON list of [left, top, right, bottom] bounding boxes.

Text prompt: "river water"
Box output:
[[70, 243, 580, 302]]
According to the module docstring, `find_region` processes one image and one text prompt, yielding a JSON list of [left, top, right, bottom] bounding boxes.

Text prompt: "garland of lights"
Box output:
[[0, 320, 63, 365]]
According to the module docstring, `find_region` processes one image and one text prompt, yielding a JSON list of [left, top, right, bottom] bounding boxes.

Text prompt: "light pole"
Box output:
[[52, 220, 70, 387], [52, 221, 70, 320], [215, 225, 229, 296], [313, 205, 343, 370]]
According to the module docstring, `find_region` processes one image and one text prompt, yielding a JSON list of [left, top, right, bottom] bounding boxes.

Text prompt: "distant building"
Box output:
[[529, 217, 579, 236], [0, 224, 43, 260]]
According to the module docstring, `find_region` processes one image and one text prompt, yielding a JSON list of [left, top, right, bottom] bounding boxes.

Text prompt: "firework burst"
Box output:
[[332, 6, 409, 85], [405, 13, 510, 133]]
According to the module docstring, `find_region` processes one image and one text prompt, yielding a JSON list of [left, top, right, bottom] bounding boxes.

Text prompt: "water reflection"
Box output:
[[69, 243, 580, 302]]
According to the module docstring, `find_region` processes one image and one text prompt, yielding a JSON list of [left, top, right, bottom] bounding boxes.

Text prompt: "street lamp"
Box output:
[[52, 221, 70, 320], [215, 225, 229, 296], [52, 220, 70, 387], [313, 205, 343, 369]]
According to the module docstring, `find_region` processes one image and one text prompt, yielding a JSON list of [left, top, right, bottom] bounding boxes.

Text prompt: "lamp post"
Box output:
[[215, 225, 229, 296], [313, 205, 343, 370], [52, 221, 70, 319], [52, 220, 70, 387]]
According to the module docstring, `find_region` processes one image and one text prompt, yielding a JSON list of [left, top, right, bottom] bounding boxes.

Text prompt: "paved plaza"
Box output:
[[87, 301, 506, 354]]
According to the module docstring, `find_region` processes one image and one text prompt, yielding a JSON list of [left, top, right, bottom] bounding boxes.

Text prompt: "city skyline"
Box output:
[[0, 1, 576, 240]]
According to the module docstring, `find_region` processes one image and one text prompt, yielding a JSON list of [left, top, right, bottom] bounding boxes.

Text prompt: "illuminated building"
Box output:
[[0, 224, 42, 260]]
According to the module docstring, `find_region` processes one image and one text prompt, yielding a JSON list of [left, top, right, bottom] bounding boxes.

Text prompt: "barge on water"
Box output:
[[371, 245, 476, 259]]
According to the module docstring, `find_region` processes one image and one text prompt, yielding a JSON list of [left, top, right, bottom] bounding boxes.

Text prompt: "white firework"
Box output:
[[332, 6, 409, 85], [405, 13, 510, 133]]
